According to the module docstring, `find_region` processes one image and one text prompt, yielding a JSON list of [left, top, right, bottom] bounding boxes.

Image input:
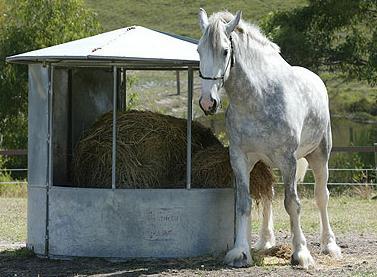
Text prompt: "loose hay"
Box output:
[[260, 244, 292, 261], [251, 244, 292, 266], [73, 110, 274, 200]]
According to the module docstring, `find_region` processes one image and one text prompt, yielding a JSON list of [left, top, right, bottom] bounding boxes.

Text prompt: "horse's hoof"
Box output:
[[224, 247, 253, 267], [321, 242, 342, 259], [291, 248, 315, 269]]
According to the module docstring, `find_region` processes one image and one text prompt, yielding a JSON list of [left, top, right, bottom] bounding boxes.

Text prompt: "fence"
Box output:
[[1, 146, 377, 186], [274, 145, 377, 186], [273, 168, 377, 186]]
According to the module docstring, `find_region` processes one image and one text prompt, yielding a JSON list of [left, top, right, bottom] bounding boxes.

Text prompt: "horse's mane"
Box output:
[[206, 11, 280, 54]]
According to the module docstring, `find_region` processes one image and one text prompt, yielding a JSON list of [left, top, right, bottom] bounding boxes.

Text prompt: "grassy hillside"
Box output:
[[84, 0, 308, 38]]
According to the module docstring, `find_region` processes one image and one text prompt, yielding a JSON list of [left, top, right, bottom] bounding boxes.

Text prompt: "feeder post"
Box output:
[[48, 65, 54, 189], [45, 64, 55, 257], [176, 71, 180, 95], [112, 66, 118, 190], [186, 66, 193, 189]]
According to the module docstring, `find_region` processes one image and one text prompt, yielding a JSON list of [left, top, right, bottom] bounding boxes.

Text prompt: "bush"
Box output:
[[0, 0, 101, 170], [346, 98, 373, 113]]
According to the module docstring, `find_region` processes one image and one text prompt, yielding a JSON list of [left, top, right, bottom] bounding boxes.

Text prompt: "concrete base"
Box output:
[[28, 186, 234, 259]]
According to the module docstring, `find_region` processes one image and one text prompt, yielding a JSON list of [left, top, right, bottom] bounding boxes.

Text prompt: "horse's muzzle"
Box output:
[[199, 97, 218, 116]]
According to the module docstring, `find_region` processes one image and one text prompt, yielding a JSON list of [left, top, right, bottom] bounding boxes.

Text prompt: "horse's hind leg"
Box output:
[[279, 155, 315, 269], [306, 137, 341, 259], [253, 196, 275, 250], [254, 158, 308, 251]]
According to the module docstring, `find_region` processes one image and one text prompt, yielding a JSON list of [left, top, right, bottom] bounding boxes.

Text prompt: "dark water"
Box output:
[[331, 117, 377, 168], [197, 113, 377, 168]]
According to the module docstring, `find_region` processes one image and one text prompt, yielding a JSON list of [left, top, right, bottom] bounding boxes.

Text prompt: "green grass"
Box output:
[[251, 196, 377, 236], [0, 173, 27, 198], [84, 0, 308, 38], [0, 198, 27, 243], [0, 184, 27, 198], [128, 70, 204, 119]]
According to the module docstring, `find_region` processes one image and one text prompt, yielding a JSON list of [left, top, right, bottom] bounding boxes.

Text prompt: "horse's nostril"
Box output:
[[212, 99, 218, 112], [199, 98, 209, 115]]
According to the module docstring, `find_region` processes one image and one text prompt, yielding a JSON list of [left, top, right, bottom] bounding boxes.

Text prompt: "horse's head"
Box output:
[[197, 9, 241, 115]]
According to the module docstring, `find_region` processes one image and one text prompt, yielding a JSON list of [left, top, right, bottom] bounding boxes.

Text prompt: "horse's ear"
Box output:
[[199, 8, 209, 34], [226, 11, 242, 35]]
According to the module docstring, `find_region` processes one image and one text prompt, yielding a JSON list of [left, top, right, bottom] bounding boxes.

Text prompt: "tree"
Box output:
[[261, 0, 377, 86], [0, 0, 101, 169]]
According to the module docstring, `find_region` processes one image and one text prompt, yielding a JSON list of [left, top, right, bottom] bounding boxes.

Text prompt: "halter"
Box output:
[[198, 35, 235, 87]]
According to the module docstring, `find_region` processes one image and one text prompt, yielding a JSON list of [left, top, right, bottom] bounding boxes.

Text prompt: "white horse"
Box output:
[[197, 9, 341, 268]]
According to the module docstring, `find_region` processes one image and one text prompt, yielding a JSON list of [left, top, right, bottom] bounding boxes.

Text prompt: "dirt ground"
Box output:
[[1, 233, 376, 277]]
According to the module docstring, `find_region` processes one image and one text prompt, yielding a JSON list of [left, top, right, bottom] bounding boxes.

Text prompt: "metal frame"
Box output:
[[35, 58, 199, 257], [7, 58, 200, 69]]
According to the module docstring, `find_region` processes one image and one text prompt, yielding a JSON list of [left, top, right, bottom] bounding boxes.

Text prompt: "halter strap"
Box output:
[[198, 35, 235, 86]]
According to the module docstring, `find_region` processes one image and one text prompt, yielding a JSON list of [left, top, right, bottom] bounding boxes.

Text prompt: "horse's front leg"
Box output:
[[279, 155, 315, 269], [224, 146, 256, 267]]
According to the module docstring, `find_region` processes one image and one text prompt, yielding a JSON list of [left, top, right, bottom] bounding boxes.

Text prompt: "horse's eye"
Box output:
[[224, 49, 229, 56]]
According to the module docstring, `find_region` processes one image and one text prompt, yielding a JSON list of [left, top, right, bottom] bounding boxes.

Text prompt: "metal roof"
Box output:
[[6, 26, 200, 67]]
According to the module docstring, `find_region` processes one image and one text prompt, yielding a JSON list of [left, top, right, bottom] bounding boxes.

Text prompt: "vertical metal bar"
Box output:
[[186, 67, 193, 189], [176, 71, 180, 95], [112, 66, 117, 190], [123, 69, 127, 110], [117, 69, 123, 111], [45, 64, 54, 257], [67, 69, 73, 181]]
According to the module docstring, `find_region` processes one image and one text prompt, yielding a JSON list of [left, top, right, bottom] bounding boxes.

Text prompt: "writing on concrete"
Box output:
[[144, 208, 182, 241]]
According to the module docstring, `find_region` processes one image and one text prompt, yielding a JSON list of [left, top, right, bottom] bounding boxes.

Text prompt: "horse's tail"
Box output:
[[295, 158, 308, 184], [250, 161, 274, 204], [249, 158, 307, 203]]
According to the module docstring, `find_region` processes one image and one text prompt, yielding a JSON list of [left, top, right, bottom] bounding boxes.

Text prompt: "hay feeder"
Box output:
[[6, 26, 235, 259]]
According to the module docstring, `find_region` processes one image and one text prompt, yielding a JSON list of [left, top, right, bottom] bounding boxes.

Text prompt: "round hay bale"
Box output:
[[72, 110, 222, 188], [191, 145, 274, 201]]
